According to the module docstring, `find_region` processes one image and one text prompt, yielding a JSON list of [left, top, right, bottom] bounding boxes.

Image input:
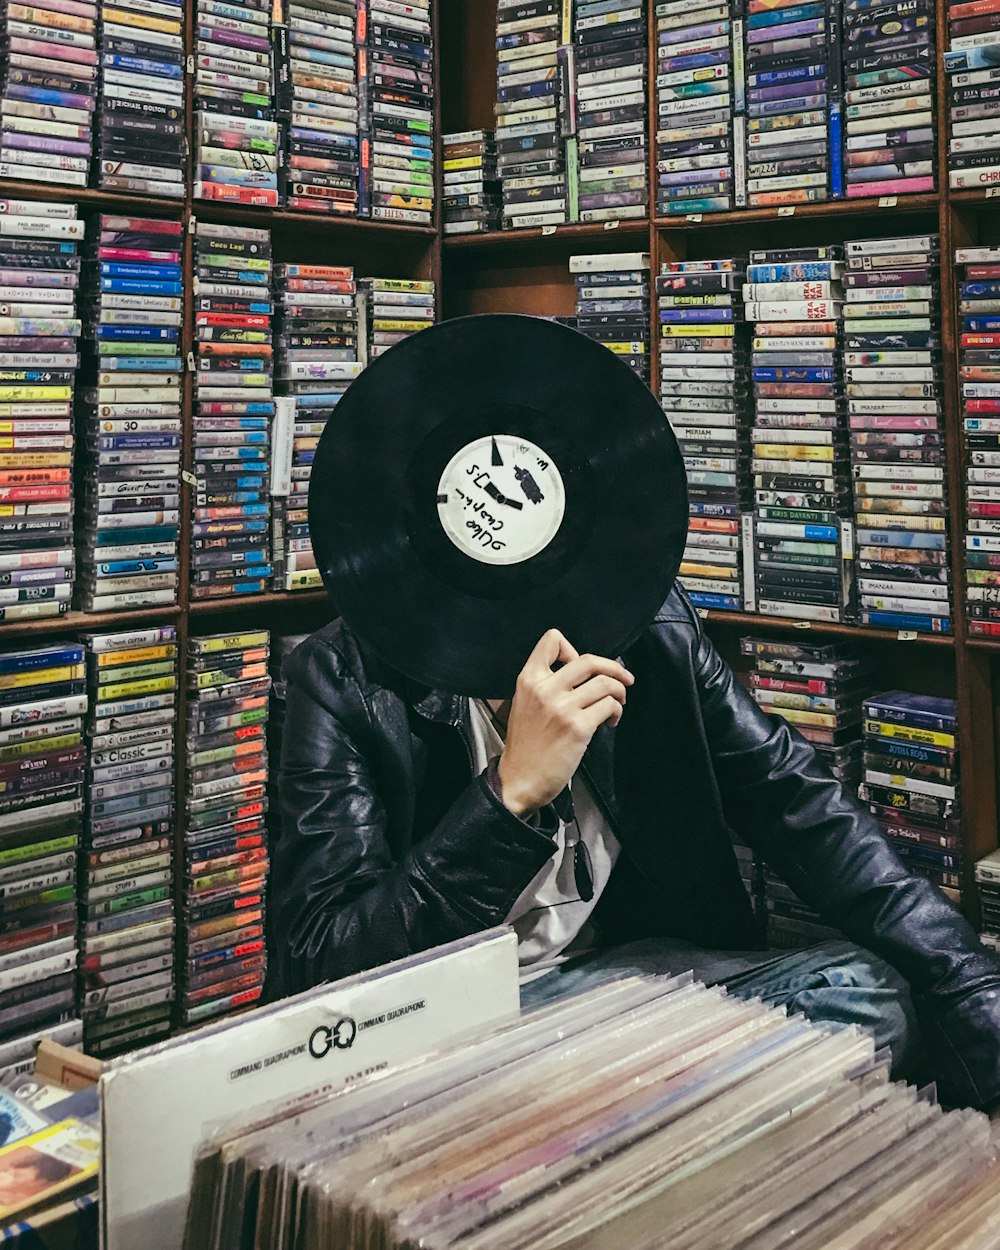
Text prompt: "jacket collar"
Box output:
[[411, 685, 467, 727]]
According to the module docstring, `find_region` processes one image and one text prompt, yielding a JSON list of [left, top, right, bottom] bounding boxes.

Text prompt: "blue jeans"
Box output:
[[519, 937, 926, 1080]]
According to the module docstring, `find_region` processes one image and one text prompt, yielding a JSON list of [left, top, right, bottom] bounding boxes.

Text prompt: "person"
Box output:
[[267, 585, 1000, 1112], [0, 1145, 75, 1214]]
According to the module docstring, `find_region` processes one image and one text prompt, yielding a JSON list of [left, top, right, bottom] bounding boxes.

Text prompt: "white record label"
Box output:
[[436, 434, 566, 566]]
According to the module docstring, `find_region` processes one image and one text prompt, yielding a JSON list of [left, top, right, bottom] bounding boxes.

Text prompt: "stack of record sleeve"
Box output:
[[974, 848, 1000, 956], [80, 627, 177, 1057], [956, 244, 1000, 637], [442, 130, 502, 235], [744, 245, 854, 624], [494, 0, 568, 230], [77, 214, 183, 615], [193, 0, 278, 208], [183, 972, 1000, 1249], [845, 233, 950, 634], [0, 0, 95, 188], [95, 0, 185, 198], [271, 262, 361, 592], [860, 692, 961, 907], [0, 642, 85, 1054], [358, 0, 434, 224], [356, 276, 434, 361], [659, 255, 750, 613], [945, 2, 1000, 191], [569, 251, 649, 383], [273, 0, 359, 216], [745, 0, 841, 209], [742, 634, 865, 948], [0, 200, 83, 627], [191, 221, 274, 601], [573, 0, 647, 225], [843, 0, 935, 199], [655, 0, 740, 216], [181, 631, 270, 1028]]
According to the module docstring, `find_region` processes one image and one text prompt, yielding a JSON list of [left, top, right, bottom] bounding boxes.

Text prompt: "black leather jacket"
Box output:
[[269, 585, 1000, 1110]]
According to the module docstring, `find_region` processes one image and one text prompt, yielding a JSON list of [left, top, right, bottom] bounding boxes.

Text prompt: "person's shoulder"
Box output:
[[649, 582, 702, 633], [284, 618, 372, 694]]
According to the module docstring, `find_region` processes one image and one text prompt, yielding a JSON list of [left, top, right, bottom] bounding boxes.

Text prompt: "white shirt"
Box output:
[[468, 700, 622, 973]]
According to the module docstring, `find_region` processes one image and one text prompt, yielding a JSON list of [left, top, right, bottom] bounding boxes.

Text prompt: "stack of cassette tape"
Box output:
[[844, 233, 950, 634], [659, 256, 751, 612], [442, 130, 502, 235], [494, 0, 568, 230], [271, 262, 361, 591], [956, 244, 1000, 637], [181, 631, 270, 1028], [742, 634, 865, 947], [569, 251, 650, 383], [974, 848, 1000, 956], [264, 630, 306, 862], [77, 214, 184, 615], [358, 0, 434, 224], [80, 627, 177, 1057], [0, 200, 83, 626], [275, 0, 359, 216], [655, 0, 741, 216], [745, 0, 841, 208], [0, 0, 95, 187], [574, 0, 647, 224], [192, 221, 274, 601], [357, 275, 434, 360], [95, 0, 185, 198], [944, 4, 1000, 191], [843, 0, 935, 199], [860, 692, 962, 907], [743, 245, 854, 624], [0, 641, 85, 1050], [193, 0, 278, 208]]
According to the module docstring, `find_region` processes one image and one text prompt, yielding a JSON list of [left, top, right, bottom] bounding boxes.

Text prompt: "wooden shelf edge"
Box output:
[[192, 200, 437, 237], [0, 180, 185, 214], [188, 590, 331, 615], [701, 609, 955, 646], [654, 192, 940, 230], [0, 604, 183, 640], [442, 219, 650, 249], [964, 637, 1000, 652], [950, 190, 1000, 209]]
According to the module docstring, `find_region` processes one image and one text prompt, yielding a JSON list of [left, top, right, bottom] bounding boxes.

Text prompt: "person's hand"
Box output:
[[496, 629, 634, 818]]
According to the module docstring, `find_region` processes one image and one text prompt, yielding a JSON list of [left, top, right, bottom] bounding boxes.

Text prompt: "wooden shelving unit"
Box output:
[[3, 0, 997, 945]]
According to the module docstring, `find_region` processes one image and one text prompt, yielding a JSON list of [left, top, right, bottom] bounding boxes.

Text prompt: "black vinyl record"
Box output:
[[309, 314, 688, 695]]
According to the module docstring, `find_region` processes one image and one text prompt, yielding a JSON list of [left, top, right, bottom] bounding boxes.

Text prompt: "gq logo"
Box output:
[[308, 1016, 358, 1058]]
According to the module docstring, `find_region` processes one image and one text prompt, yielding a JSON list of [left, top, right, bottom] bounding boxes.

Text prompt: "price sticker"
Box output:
[[988, 187, 1000, 199], [697, 608, 709, 620], [603, 220, 620, 230], [186, 351, 195, 372], [187, 215, 197, 234], [792, 619, 812, 629], [778, 206, 795, 216], [181, 470, 197, 487], [541, 225, 557, 236], [897, 630, 918, 641], [878, 196, 897, 208], [686, 213, 703, 222]]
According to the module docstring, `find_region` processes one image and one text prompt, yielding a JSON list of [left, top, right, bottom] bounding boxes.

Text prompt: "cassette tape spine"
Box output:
[[193, 0, 279, 207], [945, 0, 1000, 188], [80, 627, 178, 1055], [956, 242, 1000, 637], [181, 629, 271, 1026], [77, 213, 184, 613], [356, 273, 436, 363], [744, 245, 855, 622], [442, 129, 502, 235], [846, 232, 951, 634], [0, 638, 85, 1056], [192, 220, 274, 602], [572, 249, 651, 385], [95, 0, 186, 197], [658, 253, 751, 612], [272, 261, 362, 590], [356, 0, 435, 223], [0, 199, 83, 623]]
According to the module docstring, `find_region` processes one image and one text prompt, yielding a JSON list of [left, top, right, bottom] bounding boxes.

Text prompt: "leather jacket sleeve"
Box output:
[[686, 605, 1000, 1110], [269, 635, 557, 994]]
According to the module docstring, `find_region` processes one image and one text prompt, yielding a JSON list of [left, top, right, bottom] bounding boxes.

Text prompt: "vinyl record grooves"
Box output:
[[310, 313, 688, 695]]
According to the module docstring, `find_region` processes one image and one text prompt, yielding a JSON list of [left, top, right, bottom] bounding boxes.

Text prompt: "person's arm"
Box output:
[[270, 630, 632, 995], [676, 600, 1000, 1110]]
